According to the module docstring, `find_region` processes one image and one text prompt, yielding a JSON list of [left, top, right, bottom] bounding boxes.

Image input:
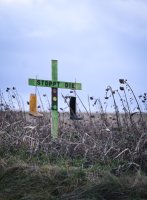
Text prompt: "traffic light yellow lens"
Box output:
[[53, 97, 57, 101]]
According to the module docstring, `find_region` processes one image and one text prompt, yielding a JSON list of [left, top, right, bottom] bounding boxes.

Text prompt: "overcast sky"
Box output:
[[0, 0, 147, 112]]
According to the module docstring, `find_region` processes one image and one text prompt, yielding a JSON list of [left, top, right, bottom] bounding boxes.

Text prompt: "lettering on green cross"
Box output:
[[29, 79, 82, 90], [28, 60, 82, 139]]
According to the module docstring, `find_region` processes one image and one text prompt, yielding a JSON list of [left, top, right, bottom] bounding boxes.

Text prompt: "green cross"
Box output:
[[28, 60, 82, 139]]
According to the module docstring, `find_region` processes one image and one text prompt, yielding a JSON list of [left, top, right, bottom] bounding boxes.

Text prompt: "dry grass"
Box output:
[[1, 80, 147, 199], [0, 110, 147, 199], [1, 110, 147, 171]]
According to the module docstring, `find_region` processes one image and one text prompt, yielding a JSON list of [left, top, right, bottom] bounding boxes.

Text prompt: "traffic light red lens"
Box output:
[[53, 88, 57, 93]]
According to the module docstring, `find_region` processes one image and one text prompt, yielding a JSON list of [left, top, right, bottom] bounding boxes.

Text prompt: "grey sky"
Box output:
[[0, 0, 147, 111]]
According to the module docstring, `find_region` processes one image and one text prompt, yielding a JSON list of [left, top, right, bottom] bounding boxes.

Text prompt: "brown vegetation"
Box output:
[[0, 79, 147, 199]]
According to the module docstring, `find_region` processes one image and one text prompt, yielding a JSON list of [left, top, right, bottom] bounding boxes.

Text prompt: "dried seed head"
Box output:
[[90, 97, 93, 100], [65, 96, 70, 99], [120, 86, 124, 91], [12, 87, 16, 90], [119, 79, 125, 84], [6, 88, 10, 92], [105, 97, 109, 100]]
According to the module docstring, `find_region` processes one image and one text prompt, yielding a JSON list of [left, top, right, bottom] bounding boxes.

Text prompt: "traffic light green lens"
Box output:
[[53, 105, 57, 110]]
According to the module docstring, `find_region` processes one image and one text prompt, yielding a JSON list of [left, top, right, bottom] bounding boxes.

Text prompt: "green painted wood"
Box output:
[[51, 110, 59, 139], [51, 60, 58, 139], [28, 79, 82, 90], [28, 59, 82, 139], [52, 60, 58, 81]]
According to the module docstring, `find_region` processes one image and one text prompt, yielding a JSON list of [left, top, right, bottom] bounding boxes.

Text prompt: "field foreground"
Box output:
[[0, 157, 147, 200], [0, 111, 147, 199]]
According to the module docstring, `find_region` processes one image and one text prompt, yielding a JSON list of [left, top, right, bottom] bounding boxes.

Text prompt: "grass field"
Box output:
[[0, 110, 147, 200], [0, 80, 147, 199]]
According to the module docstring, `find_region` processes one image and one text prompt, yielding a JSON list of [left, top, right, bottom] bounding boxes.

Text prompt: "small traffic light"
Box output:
[[52, 88, 58, 110]]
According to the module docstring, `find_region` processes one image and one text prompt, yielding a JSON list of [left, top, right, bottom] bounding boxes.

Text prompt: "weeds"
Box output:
[[0, 80, 147, 199], [0, 82, 147, 169]]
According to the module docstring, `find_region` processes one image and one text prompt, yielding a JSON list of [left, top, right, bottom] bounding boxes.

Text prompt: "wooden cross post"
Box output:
[[28, 60, 82, 139], [51, 60, 58, 138]]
